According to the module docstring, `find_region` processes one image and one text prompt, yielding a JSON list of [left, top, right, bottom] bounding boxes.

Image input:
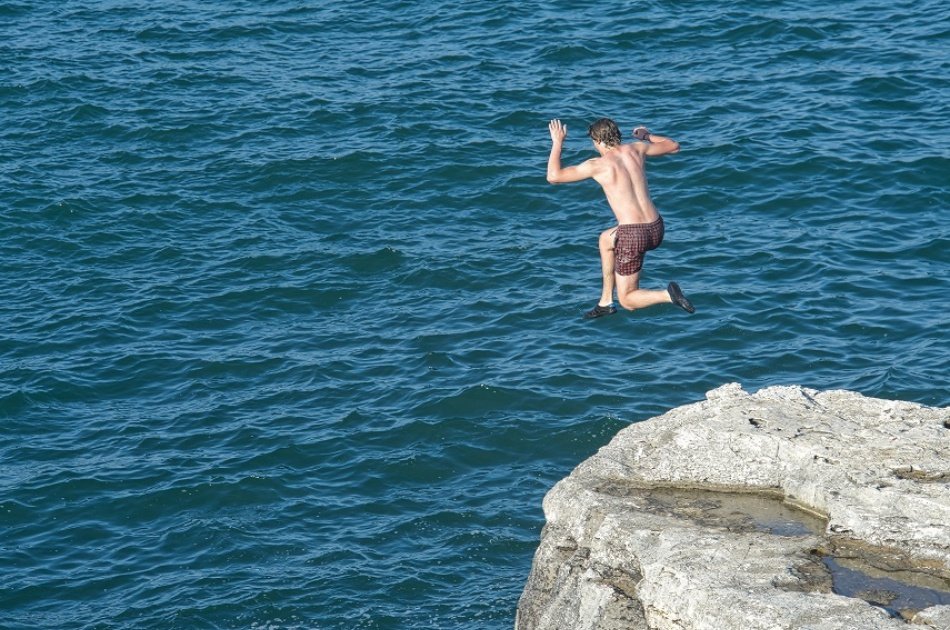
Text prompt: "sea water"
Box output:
[[2, 1, 947, 628]]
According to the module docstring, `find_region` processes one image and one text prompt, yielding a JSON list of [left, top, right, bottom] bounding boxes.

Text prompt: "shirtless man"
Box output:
[[546, 117, 695, 318]]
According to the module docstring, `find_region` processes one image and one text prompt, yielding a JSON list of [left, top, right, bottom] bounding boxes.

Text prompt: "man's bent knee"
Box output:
[[618, 295, 638, 311], [615, 272, 641, 311]]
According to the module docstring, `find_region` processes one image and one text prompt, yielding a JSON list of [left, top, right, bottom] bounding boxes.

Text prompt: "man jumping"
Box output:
[[546, 117, 694, 318]]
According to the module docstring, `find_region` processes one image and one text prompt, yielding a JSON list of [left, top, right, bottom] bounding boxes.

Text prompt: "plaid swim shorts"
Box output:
[[613, 216, 664, 276]]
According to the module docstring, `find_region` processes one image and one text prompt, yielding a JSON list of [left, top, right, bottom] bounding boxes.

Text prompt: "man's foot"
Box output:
[[667, 282, 695, 313], [584, 304, 617, 319]]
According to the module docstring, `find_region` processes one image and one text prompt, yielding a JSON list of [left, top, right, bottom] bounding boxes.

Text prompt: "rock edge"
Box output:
[[516, 384, 950, 630]]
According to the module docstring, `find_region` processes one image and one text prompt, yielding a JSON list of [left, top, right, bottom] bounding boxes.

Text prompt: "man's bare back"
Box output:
[[587, 143, 659, 225], [545, 117, 695, 318]]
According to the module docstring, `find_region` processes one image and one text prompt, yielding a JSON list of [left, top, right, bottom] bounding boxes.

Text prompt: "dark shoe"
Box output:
[[668, 282, 695, 313], [584, 304, 617, 319]]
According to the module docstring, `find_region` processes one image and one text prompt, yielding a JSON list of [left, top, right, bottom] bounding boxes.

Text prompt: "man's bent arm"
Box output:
[[547, 129, 566, 183], [634, 126, 680, 156], [547, 119, 595, 184], [547, 154, 596, 184], [643, 132, 680, 157]]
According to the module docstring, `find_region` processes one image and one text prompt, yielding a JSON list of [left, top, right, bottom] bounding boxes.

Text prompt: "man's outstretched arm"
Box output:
[[547, 119, 596, 184]]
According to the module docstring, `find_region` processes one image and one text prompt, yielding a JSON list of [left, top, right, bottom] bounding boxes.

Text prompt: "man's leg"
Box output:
[[584, 228, 619, 318], [597, 228, 617, 307], [615, 271, 674, 311]]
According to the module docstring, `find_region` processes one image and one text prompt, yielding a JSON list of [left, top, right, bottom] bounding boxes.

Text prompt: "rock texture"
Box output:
[[517, 384, 950, 630]]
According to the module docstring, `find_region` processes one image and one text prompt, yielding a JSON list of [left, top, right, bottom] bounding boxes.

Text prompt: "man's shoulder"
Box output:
[[581, 155, 606, 170], [622, 142, 647, 155]]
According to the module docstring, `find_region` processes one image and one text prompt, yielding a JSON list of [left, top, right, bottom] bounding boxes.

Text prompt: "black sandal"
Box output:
[[584, 304, 617, 319], [667, 282, 695, 313]]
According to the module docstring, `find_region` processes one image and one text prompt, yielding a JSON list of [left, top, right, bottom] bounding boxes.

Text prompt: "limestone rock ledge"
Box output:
[[516, 384, 950, 630]]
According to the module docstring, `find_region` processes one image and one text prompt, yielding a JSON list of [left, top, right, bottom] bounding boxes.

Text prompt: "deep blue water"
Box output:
[[1, 1, 948, 628]]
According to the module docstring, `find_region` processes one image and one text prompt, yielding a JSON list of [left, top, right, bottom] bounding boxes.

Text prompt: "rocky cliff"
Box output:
[[516, 384, 950, 630]]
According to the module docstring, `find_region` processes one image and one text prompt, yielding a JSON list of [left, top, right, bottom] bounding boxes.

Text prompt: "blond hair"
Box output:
[[587, 118, 621, 147]]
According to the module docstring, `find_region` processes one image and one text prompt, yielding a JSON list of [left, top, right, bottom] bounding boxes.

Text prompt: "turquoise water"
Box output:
[[2, 1, 947, 628]]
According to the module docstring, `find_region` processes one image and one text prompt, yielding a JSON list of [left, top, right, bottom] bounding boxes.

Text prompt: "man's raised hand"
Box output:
[[549, 119, 567, 144]]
